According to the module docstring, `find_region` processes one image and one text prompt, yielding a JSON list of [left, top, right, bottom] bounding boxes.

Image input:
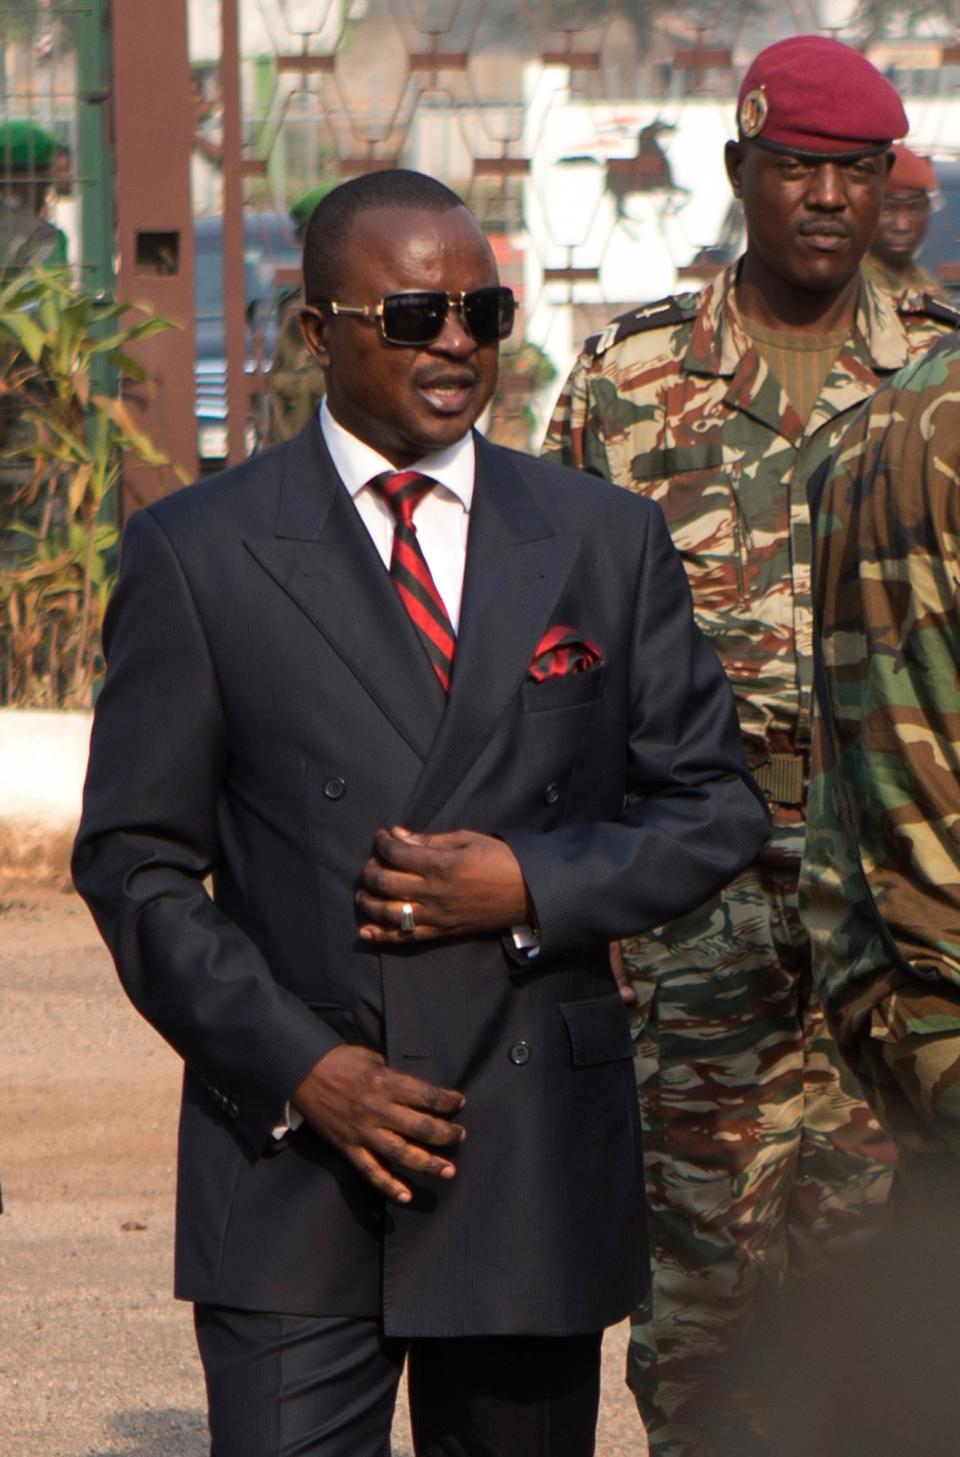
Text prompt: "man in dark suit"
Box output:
[[73, 170, 769, 1457]]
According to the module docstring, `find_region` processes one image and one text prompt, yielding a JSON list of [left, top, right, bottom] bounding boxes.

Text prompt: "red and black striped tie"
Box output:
[[371, 470, 456, 693]]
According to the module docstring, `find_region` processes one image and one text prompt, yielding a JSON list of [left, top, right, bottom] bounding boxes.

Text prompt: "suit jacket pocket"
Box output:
[[521, 665, 606, 714], [560, 992, 633, 1066]]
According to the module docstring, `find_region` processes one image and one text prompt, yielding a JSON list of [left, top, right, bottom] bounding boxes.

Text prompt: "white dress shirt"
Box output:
[[320, 398, 474, 630]]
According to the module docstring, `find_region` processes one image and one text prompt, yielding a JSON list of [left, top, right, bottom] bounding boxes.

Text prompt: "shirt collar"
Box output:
[[319, 398, 475, 511], [685, 260, 915, 380], [855, 270, 914, 373], [682, 265, 745, 379]]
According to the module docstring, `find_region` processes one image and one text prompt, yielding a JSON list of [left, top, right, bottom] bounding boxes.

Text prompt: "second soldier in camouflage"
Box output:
[[543, 34, 959, 1457], [802, 330, 960, 1224]]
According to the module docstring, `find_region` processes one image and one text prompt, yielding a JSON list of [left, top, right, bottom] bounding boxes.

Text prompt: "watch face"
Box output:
[[739, 88, 769, 139]]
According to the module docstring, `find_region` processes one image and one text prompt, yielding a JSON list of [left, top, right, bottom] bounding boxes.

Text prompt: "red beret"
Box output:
[[887, 142, 936, 194], [737, 36, 907, 156]]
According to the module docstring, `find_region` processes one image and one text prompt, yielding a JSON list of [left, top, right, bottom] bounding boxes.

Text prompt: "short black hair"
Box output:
[[302, 169, 466, 304]]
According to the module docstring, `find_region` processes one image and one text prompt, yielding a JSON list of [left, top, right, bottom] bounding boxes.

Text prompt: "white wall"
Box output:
[[0, 710, 92, 876]]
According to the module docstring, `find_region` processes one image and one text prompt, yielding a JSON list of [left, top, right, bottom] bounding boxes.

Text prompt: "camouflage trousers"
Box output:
[[849, 982, 960, 1194], [624, 859, 896, 1457]]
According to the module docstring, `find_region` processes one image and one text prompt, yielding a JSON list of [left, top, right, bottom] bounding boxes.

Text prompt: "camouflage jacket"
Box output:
[[543, 263, 958, 855], [861, 253, 944, 300], [801, 331, 960, 1048]]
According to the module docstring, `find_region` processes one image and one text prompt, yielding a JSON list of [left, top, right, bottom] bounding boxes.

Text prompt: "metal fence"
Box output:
[[0, 1, 112, 293], [198, 0, 960, 453]]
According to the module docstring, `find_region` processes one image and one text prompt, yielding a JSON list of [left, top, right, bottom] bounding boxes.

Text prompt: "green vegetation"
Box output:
[[0, 267, 183, 708]]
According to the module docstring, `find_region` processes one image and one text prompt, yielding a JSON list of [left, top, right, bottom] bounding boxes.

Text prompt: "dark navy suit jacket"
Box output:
[[73, 421, 769, 1337]]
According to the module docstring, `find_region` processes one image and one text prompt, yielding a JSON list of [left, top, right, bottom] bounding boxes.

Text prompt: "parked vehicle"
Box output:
[[919, 159, 960, 294], [194, 210, 301, 468]]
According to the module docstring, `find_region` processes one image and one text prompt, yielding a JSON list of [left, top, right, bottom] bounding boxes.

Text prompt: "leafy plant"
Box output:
[[0, 266, 185, 708], [488, 337, 558, 452]]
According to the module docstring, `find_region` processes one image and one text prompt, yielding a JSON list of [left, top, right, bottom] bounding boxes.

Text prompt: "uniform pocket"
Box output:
[[630, 450, 751, 617]]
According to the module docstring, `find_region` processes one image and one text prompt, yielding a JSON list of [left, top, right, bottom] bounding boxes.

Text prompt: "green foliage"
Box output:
[[0, 267, 184, 708], [488, 337, 559, 452]]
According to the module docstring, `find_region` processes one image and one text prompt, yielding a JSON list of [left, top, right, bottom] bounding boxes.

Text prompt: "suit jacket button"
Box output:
[[543, 782, 560, 805], [509, 1041, 532, 1066], [323, 777, 346, 800]]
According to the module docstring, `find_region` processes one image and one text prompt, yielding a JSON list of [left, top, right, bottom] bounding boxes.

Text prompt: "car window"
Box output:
[[196, 225, 225, 321], [918, 166, 960, 289], [194, 213, 300, 323]]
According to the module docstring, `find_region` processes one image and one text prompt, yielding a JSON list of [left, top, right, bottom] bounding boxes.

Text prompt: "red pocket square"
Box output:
[[527, 625, 604, 682]]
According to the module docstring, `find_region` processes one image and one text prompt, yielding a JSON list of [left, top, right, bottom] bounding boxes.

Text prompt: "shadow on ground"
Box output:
[[86, 1408, 208, 1457]]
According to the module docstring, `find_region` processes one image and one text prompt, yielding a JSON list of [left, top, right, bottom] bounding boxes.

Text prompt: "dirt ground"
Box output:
[[1, 882, 647, 1457]]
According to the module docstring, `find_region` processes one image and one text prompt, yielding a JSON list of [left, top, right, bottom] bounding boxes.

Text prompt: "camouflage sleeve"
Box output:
[[802, 336, 960, 1022], [264, 305, 325, 446], [540, 352, 593, 471]]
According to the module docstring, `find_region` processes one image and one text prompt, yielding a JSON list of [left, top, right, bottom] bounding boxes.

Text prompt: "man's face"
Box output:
[[302, 205, 501, 468], [52, 147, 70, 197], [726, 141, 890, 294], [871, 189, 930, 269]]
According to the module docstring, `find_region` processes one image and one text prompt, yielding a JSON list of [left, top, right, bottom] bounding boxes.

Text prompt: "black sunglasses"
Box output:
[[315, 286, 516, 346]]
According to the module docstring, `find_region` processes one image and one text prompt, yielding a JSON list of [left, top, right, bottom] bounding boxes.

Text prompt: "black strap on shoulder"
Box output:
[[909, 293, 960, 330], [585, 296, 696, 356]]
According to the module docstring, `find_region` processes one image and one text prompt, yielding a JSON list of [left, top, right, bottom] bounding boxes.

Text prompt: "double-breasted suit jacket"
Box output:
[[73, 421, 769, 1338]]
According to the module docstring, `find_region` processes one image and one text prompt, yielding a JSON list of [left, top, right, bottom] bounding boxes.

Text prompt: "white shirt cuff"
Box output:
[[271, 1103, 304, 1141]]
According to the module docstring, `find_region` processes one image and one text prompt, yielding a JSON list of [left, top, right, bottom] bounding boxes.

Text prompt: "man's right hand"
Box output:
[[291, 1045, 466, 1205]]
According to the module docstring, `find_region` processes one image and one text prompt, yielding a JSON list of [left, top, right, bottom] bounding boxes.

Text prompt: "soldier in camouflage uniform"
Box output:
[[0, 120, 66, 276], [543, 36, 960, 1456], [862, 142, 941, 300], [264, 186, 329, 446], [802, 330, 960, 1220]]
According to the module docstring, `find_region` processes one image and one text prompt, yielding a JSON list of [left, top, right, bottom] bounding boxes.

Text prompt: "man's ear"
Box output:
[[299, 305, 331, 368], [724, 139, 744, 199]]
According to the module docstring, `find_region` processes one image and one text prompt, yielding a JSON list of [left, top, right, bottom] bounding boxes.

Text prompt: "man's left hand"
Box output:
[[357, 827, 531, 943]]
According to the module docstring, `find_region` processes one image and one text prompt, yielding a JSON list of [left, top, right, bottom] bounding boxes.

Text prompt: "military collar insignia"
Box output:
[[738, 87, 768, 139], [585, 297, 696, 358]]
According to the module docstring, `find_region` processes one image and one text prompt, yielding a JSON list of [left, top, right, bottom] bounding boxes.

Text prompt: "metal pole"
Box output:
[[220, 0, 248, 466], [76, 0, 115, 301], [75, 0, 116, 535], [111, 0, 198, 506]]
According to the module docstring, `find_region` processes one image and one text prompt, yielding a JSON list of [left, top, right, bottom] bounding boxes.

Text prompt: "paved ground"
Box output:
[[1, 882, 647, 1457]]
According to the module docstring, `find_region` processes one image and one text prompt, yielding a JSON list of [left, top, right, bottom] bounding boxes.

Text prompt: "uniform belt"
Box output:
[[752, 752, 807, 807]]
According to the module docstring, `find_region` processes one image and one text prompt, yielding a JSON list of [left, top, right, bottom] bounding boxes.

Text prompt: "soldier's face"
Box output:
[[871, 190, 930, 269], [727, 141, 890, 294], [301, 205, 500, 469]]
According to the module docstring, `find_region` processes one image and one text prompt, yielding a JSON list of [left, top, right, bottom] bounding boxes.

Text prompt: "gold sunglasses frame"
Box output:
[[313, 287, 515, 345]]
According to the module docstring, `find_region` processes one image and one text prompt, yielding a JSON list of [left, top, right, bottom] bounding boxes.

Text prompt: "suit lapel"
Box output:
[[244, 421, 446, 762], [403, 436, 581, 829]]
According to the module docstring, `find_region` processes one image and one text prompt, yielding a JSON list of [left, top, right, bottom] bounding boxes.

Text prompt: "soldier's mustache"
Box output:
[[798, 220, 852, 237]]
